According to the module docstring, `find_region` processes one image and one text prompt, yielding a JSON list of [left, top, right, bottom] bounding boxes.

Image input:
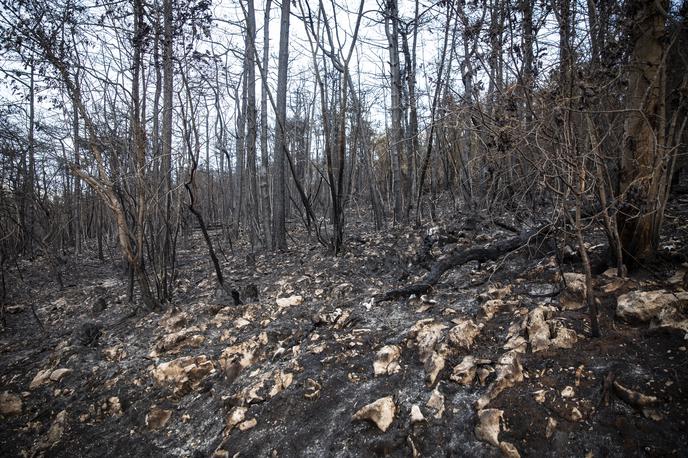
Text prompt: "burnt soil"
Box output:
[[1, 196, 687, 457]]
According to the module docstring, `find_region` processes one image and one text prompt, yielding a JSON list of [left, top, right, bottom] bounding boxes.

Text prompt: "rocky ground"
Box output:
[[1, 197, 688, 457]]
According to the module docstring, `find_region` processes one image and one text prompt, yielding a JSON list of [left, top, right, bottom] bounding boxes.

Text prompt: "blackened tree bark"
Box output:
[[130, 0, 160, 310], [272, 0, 291, 250], [260, 0, 273, 249], [243, 0, 260, 249], [384, 0, 404, 223], [618, 0, 670, 265], [159, 0, 175, 301]]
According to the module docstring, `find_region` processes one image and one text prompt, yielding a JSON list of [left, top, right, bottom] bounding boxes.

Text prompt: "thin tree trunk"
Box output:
[[244, 0, 260, 249], [260, 0, 273, 249], [180, 70, 241, 305], [272, 0, 291, 250], [400, 27, 418, 217], [415, 5, 451, 223], [26, 61, 36, 256], [234, 72, 247, 237], [385, 0, 404, 223], [160, 0, 174, 301], [131, 0, 159, 310], [72, 83, 82, 256]]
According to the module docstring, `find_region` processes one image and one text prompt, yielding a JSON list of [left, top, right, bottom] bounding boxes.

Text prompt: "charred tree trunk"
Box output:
[[385, 0, 404, 223], [260, 0, 273, 249], [617, 0, 670, 266], [272, 0, 291, 250]]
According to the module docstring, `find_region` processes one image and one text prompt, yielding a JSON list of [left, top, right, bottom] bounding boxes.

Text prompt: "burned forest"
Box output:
[[1, 0, 688, 456]]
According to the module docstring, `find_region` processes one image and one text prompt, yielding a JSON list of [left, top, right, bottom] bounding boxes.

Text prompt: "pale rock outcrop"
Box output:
[[151, 355, 215, 394], [373, 345, 401, 376], [0, 392, 22, 415], [475, 351, 523, 410], [352, 396, 396, 432], [448, 318, 481, 349], [616, 290, 688, 322], [474, 408, 503, 446]]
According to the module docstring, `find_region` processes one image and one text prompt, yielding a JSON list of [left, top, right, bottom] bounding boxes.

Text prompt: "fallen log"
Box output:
[[376, 225, 551, 303], [415, 230, 461, 269]]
